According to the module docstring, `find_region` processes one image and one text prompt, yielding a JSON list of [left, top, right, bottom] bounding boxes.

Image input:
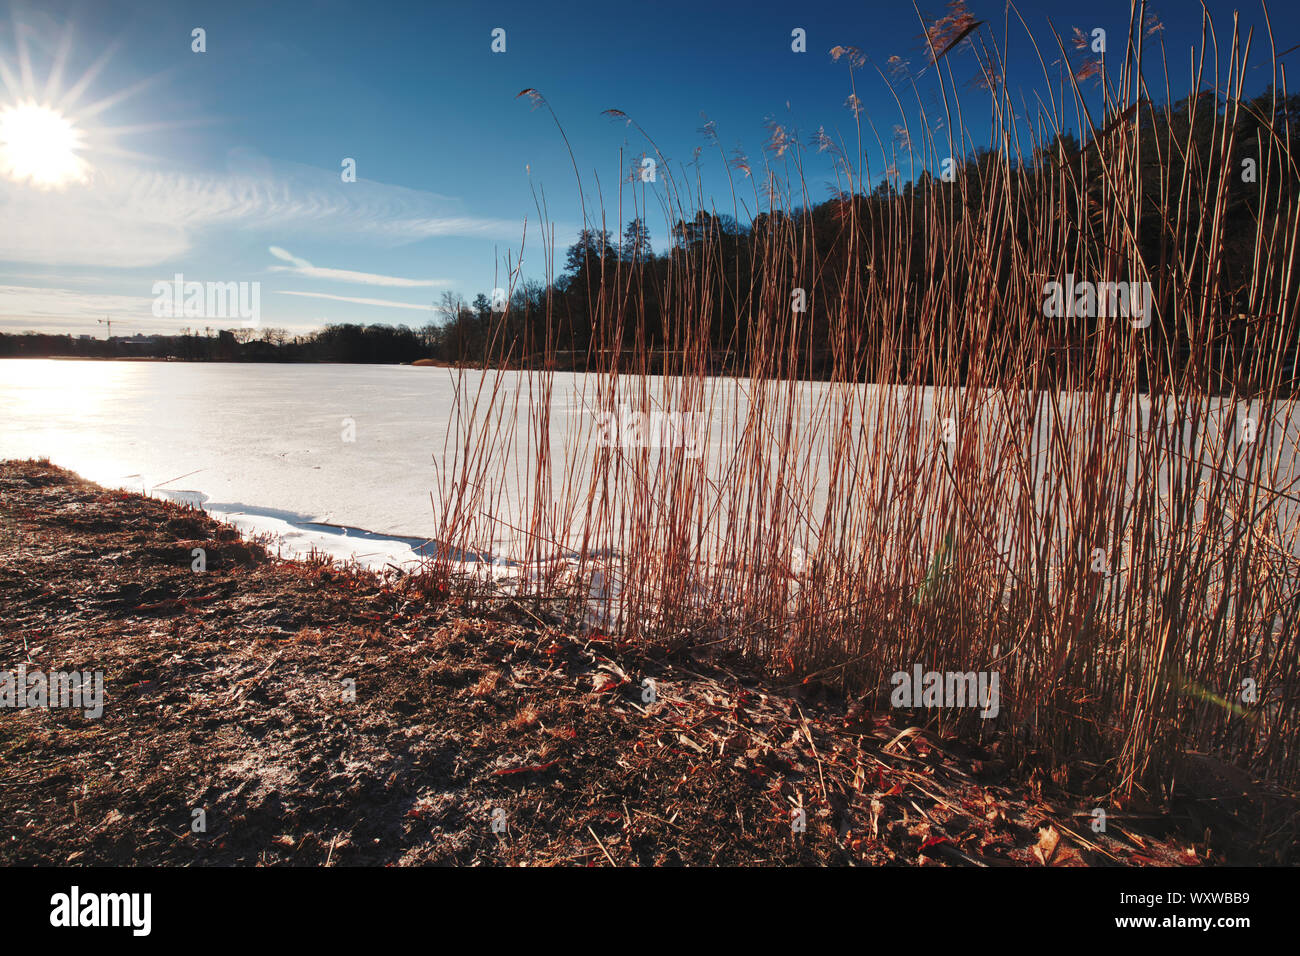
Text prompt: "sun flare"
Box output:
[[0, 101, 89, 188]]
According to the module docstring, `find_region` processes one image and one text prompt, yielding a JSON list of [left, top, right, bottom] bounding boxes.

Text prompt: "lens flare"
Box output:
[[0, 101, 89, 188]]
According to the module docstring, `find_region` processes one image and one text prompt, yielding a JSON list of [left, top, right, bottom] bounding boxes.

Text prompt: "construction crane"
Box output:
[[97, 316, 138, 340]]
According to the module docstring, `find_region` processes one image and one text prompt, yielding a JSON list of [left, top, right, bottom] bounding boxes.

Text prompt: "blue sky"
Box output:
[[1, 0, 1295, 336]]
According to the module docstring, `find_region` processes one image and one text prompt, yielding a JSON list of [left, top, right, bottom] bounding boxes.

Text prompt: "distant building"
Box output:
[[112, 333, 161, 351]]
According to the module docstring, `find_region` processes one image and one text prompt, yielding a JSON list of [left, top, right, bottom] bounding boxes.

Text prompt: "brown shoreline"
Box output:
[[0, 459, 1284, 865]]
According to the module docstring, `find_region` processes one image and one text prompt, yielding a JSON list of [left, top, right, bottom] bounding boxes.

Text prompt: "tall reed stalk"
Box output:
[[436, 1, 1299, 798]]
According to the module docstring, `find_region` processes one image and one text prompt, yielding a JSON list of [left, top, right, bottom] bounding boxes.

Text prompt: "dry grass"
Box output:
[[472, 669, 503, 698], [508, 702, 541, 731], [432, 2, 1300, 801]]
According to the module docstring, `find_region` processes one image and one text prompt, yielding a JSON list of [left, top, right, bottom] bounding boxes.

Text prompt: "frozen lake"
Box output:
[[0, 359, 757, 569], [2, 358, 1297, 578], [0, 359, 477, 567]]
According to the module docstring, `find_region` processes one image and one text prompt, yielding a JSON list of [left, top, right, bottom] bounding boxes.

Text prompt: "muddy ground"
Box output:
[[0, 460, 1288, 865]]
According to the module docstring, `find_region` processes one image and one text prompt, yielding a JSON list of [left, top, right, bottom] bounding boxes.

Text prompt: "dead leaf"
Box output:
[[1034, 825, 1060, 865]]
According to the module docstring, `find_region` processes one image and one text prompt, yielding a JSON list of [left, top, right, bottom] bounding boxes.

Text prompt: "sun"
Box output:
[[0, 101, 89, 188]]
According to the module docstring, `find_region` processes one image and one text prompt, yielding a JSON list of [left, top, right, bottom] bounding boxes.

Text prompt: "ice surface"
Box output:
[[3, 358, 1297, 576], [0, 360, 473, 568]]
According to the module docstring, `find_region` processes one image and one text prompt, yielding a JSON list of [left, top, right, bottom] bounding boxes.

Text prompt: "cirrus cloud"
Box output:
[[267, 246, 450, 288], [0, 152, 525, 269], [274, 290, 434, 312]]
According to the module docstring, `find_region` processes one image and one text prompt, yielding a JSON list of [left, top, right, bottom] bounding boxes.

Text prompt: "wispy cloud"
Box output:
[[267, 246, 449, 288], [0, 283, 154, 321], [0, 282, 180, 334], [0, 153, 524, 268], [275, 290, 434, 312], [0, 281, 313, 334]]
